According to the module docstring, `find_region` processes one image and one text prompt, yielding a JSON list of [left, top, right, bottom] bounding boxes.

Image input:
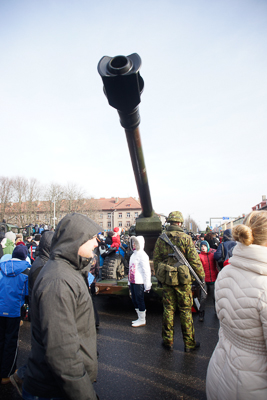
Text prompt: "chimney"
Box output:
[[262, 195, 266, 201], [115, 197, 118, 203]]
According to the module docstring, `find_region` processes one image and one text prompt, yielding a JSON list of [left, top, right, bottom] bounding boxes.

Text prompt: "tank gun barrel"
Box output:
[[97, 54, 153, 218]]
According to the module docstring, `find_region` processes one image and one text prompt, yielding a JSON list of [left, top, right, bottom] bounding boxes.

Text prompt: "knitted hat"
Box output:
[[12, 244, 28, 260], [200, 240, 210, 252], [5, 231, 16, 243], [113, 227, 119, 233], [34, 234, 41, 241], [16, 241, 25, 246]]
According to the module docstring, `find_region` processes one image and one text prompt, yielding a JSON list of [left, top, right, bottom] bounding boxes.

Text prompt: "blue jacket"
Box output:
[[117, 243, 127, 258], [214, 229, 236, 262], [0, 259, 30, 317]]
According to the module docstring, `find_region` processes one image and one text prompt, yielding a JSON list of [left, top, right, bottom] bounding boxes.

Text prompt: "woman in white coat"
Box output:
[[206, 210, 267, 400], [128, 236, 151, 328]]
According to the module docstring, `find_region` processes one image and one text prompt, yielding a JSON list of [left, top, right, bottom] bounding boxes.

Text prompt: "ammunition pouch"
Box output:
[[156, 263, 179, 286], [177, 263, 191, 286], [156, 262, 191, 286]]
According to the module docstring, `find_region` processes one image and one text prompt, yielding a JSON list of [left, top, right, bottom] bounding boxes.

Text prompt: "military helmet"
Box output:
[[166, 211, 184, 223]]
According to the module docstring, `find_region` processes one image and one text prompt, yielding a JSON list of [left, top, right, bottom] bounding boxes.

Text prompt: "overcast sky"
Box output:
[[1, 0, 266, 230]]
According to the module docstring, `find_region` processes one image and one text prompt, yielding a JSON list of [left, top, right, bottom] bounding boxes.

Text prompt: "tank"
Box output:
[[98, 53, 162, 258]]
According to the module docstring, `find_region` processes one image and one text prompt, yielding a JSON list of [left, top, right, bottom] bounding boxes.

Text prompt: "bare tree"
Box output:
[[0, 176, 13, 222], [25, 178, 42, 224], [184, 215, 200, 233], [44, 183, 65, 226], [64, 183, 85, 213], [12, 177, 29, 226]]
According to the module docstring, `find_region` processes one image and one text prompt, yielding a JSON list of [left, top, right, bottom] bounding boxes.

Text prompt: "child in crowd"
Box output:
[[111, 227, 121, 250], [1, 231, 16, 255], [128, 236, 151, 328], [198, 240, 218, 322], [0, 245, 30, 384]]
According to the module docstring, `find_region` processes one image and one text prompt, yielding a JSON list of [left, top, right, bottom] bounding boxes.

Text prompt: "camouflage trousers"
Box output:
[[162, 284, 196, 348]]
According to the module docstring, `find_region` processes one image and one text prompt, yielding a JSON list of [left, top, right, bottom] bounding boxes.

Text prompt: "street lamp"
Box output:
[[111, 209, 116, 230], [52, 192, 64, 230], [52, 199, 57, 230]]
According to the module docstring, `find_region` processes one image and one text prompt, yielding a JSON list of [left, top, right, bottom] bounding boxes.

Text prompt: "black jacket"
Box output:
[[24, 213, 101, 400], [28, 231, 54, 311]]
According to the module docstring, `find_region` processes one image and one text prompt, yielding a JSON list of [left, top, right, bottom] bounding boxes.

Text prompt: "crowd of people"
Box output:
[[0, 209, 267, 399]]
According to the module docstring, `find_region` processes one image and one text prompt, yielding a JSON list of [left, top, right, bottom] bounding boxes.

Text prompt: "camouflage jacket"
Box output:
[[153, 225, 205, 282]]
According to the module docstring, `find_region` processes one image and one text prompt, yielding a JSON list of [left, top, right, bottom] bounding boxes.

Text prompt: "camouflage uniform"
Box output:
[[153, 212, 205, 349]]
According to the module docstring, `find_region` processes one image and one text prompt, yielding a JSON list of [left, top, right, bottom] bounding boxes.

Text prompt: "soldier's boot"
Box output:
[[132, 310, 146, 328], [132, 308, 139, 324]]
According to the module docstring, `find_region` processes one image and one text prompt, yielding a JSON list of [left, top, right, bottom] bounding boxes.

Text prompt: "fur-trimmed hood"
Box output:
[[130, 236, 145, 252]]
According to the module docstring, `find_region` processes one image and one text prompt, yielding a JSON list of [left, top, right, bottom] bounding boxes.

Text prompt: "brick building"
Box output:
[[97, 197, 142, 231], [252, 195, 267, 211], [3, 196, 142, 231]]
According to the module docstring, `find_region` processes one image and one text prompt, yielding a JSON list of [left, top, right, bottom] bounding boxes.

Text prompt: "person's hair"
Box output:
[[232, 211, 267, 246], [205, 232, 213, 240]]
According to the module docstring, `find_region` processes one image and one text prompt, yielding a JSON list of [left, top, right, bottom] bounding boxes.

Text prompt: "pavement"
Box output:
[[1, 294, 219, 400]]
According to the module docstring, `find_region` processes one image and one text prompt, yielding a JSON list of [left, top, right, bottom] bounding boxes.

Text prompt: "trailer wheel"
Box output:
[[102, 255, 125, 280]]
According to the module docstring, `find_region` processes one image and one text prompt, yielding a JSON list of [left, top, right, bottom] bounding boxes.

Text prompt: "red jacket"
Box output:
[[111, 235, 121, 250], [199, 250, 218, 283]]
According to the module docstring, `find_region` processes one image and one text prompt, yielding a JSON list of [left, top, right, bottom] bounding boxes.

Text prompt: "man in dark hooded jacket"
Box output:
[[23, 213, 101, 400], [214, 229, 236, 268]]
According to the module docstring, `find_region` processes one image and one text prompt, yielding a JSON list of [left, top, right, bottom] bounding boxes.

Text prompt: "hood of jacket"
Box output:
[[38, 231, 54, 260], [0, 259, 31, 276], [130, 235, 145, 252], [223, 229, 232, 242], [50, 213, 102, 270], [166, 225, 184, 233], [1, 238, 14, 249]]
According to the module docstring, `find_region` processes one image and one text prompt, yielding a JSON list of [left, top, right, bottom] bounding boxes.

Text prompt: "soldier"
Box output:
[[153, 211, 205, 352]]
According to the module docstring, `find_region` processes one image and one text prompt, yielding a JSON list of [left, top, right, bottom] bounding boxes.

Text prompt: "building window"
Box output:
[[127, 212, 130, 218], [99, 222, 103, 227], [108, 222, 111, 228], [99, 213, 103, 219], [36, 215, 39, 220], [119, 213, 122, 218], [108, 213, 111, 219], [126, 221, 131, 227], [135, 212, 138, 218], [119, 222, 122, 227]]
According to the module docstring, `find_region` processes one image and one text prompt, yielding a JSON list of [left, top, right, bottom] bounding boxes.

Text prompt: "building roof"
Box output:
[[4, 197, 142, 214], [98, 197, 141, 211]]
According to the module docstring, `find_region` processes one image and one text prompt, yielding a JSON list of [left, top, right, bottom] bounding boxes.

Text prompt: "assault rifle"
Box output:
[[160, 233, 207, 295]]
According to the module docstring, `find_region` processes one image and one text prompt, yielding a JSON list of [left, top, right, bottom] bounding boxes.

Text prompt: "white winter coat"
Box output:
[[206, 242, 267, 400], [128, 236, 151, 291]]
